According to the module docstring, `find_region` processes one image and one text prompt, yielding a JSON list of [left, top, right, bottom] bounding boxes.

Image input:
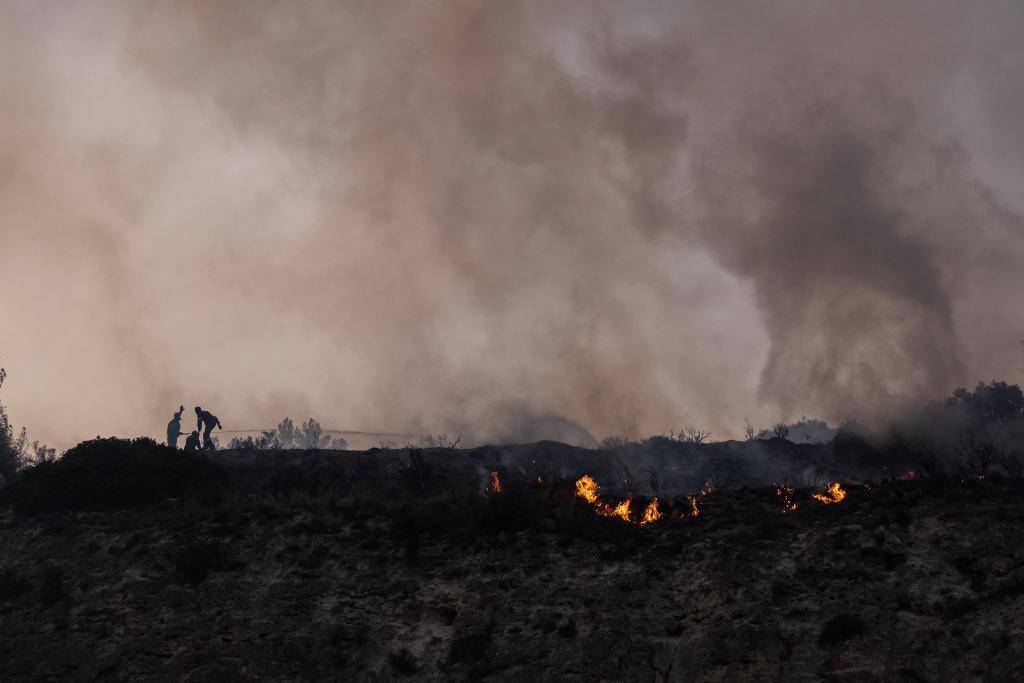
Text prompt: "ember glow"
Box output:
[[489, 470, 503, 494], [811, 482, 847, 505], [775, 485, 798, 512]]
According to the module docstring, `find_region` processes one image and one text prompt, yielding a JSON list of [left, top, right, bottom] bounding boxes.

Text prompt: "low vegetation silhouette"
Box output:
[[1, 437, 222, 513], [0, 368, 55, 487], [227, 417, 348, 450]]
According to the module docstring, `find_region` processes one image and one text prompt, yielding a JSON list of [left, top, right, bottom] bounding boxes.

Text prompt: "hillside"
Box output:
[[0, 442, 1021, 681]]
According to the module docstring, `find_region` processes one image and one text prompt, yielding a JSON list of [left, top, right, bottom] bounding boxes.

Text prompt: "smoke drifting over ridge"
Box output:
[[0, 1, 1022, 448]]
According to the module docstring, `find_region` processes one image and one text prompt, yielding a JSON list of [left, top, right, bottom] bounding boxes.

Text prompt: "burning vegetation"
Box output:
[[775, 485, 798, 512], [575, 475, 702, 525], [2, 377, 1024, 680], [811, 481, 847, 505], [573, 475, 663, 525], [640, 499, 662, 525], [1, 435, 1023, 680], [574, 474, 599, 504]]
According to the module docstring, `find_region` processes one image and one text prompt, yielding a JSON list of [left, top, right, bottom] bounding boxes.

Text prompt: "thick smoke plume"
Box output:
[[1, 1, 1022, 448]]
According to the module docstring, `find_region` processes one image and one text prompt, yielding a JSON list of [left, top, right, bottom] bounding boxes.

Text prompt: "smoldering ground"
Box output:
[[0, 1, 1022, 449]]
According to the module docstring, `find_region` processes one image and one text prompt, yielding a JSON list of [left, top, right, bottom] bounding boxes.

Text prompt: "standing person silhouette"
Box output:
[[195, 406, 222, 451], [166, 405, 185, 448]]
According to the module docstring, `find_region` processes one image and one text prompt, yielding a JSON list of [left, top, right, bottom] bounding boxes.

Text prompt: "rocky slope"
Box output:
[[0, 444, 1022, 681]]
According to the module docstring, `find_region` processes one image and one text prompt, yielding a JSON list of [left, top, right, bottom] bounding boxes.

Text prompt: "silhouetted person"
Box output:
[[195, 406, 222, 451], [183, 431, 201, 452], [166, 405, 185, 448]]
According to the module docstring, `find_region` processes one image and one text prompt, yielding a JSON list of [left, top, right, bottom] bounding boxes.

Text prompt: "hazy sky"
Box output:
[[1, 1, 1022, 449]]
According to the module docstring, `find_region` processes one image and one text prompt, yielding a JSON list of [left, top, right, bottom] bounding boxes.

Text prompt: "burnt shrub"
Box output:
[[0, 567, 29, 602], [832, 429, 884, 469], [175, 541, 230, 586], [819, 613, 865, 646], [479, 479, 540, 535], [2, 437, 224, 513], [388, 648, 419, 676], [447, 626, 493, 665], [38, 565, 65, 608], [388, 475, 545, 543]]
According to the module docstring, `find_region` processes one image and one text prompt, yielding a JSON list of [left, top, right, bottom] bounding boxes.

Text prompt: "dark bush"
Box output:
[[38, 565, 65, 608], [819, 613, 864, 646], [388, 648, 419, 676], [447, 626, 492, 665], [0, 567, 29, 602], [389, 476, 545, 543], [832, 429, 883, 468], [1, 437, 224, 513], [175, 541, 230, 586]]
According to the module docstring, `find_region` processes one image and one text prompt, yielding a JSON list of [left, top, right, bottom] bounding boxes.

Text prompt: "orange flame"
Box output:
[[573, 475, 699, 525], [640, 498, 662, 525], [687, 495, 700, 517], [811, 481, 846, 505], [575, 474, 654, 524], [670, 494, 701, 518], [575, 474, 599, 504], [488, 470, 503, 494], [598, 498, 632, 522]]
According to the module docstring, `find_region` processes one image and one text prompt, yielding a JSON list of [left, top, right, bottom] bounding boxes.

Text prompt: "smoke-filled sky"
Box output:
[[1, 1, 1023, 449]]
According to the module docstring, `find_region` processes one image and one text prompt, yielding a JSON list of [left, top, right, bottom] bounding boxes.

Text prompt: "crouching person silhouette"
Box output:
[[183, 431, 201, 452], [195, 406, 222, 451], [166, 405, 185, 448]]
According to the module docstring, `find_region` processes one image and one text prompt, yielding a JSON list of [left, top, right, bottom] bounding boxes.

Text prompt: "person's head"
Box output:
[[195, 406, 201, 414]]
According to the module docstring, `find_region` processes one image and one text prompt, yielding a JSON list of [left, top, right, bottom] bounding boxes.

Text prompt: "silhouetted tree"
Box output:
[[299, 418, 327, 449], [945, 381, 1024, 425], [276, 417, 297, 448], [27, 441, 57, 465], [600, 435, 630, 449], [227, 418, 347, 450], [0, 368, 27, 484], [227, 431, 280, 450], [676, 426, 711, 444], [743, 419, 756, 441], [953, 429, 1002, 478], [433, 433, 462, 449]]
